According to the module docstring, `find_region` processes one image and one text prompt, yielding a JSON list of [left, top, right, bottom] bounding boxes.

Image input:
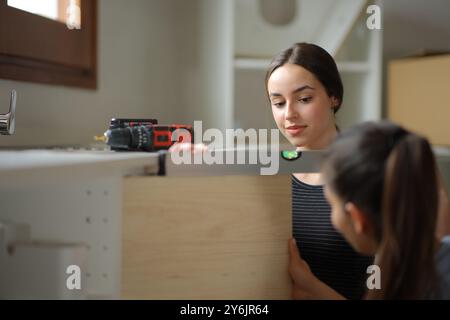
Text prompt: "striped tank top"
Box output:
[[292, 175, 373, 299]]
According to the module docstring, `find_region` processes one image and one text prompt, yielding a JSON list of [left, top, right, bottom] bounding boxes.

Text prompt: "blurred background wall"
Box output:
[[0, 0, 449, 148]]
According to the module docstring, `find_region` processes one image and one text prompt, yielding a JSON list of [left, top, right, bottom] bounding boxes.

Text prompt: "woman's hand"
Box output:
[[288, 238, 345, 300], [288, 238, 318, 299]]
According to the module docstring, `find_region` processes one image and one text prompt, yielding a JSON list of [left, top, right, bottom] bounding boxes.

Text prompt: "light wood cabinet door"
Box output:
[[122, 175, 291, 299]]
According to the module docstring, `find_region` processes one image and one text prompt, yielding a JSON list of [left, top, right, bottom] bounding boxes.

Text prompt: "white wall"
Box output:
[[383, 0, 450, 61], [2, 0, 450, 148], [0, 0, 181, 148], [173, 0, 234, 131]]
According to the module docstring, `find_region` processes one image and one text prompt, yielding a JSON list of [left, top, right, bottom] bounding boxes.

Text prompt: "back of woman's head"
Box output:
[[265, 42, 344, 113], [322, 121, 439, 299]]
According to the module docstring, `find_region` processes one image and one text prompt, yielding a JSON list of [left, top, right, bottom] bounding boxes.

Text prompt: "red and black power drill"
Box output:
[[95, 118, 193, 152]]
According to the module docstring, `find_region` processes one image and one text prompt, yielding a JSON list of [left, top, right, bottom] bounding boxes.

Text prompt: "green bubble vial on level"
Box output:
[[281, 150, 301, 161]]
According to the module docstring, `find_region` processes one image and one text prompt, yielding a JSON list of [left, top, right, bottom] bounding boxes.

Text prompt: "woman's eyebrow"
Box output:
[[269, 92, 283, 97], [269, 85, 315, 97], [292, 85, 314, 94]]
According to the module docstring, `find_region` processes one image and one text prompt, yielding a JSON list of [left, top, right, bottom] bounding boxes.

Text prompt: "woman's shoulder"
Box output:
[[292, 174, 324, 189], [437, 236, 450, 261], [435, 236, 450, 299]]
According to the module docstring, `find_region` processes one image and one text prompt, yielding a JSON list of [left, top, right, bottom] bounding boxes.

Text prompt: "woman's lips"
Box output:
[[285, 125, 307, 136]]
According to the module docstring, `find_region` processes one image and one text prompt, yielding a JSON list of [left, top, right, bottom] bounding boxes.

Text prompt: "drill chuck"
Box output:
[[98, 122, 193, 152], [105, 126, 153, 151]]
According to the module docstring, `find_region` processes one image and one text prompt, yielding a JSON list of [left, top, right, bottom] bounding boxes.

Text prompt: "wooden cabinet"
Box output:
[[388, 54, 450, 147], [122, 175, 292, 299]]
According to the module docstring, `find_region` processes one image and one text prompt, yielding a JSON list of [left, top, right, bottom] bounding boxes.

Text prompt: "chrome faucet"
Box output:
[[0, 90, 17, 135]]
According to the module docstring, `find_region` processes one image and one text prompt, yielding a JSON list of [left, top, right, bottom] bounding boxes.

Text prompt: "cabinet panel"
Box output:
[[122, 175, 292, 299], [388, 55, 450, 147]]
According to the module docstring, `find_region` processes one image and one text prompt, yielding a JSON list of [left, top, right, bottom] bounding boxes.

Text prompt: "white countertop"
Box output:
[[0, 149, 161, 187], [0, 149, 159, 173]]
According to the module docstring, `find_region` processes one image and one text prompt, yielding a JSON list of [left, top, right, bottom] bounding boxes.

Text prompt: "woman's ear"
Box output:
[[345, 202, 370, 235], [331, 96, 339, 109]]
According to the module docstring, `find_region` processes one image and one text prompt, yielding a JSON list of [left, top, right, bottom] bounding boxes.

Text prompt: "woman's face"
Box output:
[[324, 185, 359, 249], [267, 63, 338, 150], [324, 184, 377, 256]]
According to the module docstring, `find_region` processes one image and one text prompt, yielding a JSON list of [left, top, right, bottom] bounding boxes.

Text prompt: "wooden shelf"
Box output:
[[234, 58, 370, 74]]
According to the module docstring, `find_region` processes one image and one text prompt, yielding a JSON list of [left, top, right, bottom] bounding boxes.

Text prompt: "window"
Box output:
[[0, 0, 97, 89]]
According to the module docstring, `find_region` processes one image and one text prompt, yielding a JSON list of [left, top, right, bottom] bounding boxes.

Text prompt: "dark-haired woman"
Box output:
[[289, 121, 450, 299], [266, 42, 373, 299]]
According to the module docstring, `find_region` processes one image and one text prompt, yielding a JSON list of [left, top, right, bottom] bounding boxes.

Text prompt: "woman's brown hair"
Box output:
[[322, 121, 439, 299]]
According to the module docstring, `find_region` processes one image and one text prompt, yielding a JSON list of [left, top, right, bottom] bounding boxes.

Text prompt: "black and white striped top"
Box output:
[[292, 175, 373, 299]]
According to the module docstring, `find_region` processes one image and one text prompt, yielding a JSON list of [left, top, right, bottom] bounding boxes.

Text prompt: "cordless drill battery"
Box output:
[[109, 118, 158, 130]]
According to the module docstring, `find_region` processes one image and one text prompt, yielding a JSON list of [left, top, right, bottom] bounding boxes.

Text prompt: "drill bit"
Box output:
[[94, 134, 108, 143]]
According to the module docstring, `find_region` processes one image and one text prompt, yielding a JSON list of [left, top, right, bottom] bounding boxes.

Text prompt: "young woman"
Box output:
[[289, 121, 450, 299], [266, 42, 373, 299]]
